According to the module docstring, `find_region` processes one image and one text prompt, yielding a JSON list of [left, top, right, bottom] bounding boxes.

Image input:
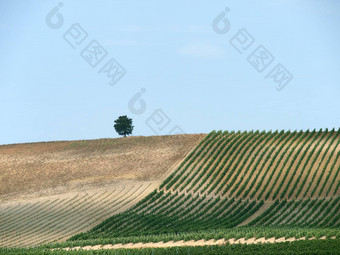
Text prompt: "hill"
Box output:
[[0, 134, 204, 247], [1, 130, 339, 250], [67, 129, 340, 246], [0, 134, 204, 201]]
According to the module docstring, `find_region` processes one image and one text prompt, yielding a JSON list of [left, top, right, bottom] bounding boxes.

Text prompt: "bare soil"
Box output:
[[0, 134, 205, 202]]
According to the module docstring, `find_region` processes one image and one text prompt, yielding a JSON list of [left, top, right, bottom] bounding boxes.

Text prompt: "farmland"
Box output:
[[0, 134, 203, 247], [0, 182, 157, 247], [0, 130, 339, 253], [1, 239, 340, 254]]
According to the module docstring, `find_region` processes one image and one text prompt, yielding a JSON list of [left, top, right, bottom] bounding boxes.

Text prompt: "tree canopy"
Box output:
[[114, 115, 134, 137]]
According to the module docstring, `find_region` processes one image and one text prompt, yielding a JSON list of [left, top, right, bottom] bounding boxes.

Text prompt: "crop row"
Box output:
[[160, 129, 340, 200], [248, 197, 340, 227], [40, 226, 340, 249]]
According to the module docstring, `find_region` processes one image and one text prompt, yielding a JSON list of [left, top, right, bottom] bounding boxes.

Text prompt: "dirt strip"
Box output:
[[58, 236, 336, 251]]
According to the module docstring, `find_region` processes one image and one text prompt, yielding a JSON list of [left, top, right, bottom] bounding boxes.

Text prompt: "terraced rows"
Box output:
[[0, 182, 156, 247], [162, 129, 340, 200], [70, 129, 340, 243], [249, 197, 340, 227]]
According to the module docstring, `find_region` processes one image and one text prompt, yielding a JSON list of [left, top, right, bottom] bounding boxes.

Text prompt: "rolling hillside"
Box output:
[[67, 129, 340, 246], [0, 134, 204, 247], [0, 130, 339, 251], [0, 135, 204, 201]]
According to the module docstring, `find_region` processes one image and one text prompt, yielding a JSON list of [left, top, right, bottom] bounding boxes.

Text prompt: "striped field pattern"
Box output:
[[0, 182, 157, 247], [1, 130, 339, 248], [70, 129, 339, 243]]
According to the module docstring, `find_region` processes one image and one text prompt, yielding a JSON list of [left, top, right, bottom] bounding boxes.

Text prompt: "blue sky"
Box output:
[[0, 0, 339, 145]]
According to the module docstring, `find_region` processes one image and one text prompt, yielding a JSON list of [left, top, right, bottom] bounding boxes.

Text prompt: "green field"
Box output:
[[1, 239, 340, 254]]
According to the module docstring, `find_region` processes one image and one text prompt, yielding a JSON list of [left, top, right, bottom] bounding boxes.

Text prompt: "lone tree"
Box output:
[[114, 115, 134, 137]]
